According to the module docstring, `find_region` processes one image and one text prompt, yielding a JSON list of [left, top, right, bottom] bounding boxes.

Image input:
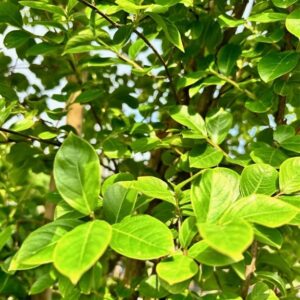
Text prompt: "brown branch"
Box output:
[[78, 0, 179, 103], [0, 127, 61, 146], [241, 241, 258, 299], [275, 95, 286, 125]]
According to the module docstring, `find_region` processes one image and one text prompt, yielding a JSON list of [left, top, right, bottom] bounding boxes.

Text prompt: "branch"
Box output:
[[0, 127, 61, 146], [78, 0, 179, 103], [241, 241, 258, 299], [275, 95, 286, 125]]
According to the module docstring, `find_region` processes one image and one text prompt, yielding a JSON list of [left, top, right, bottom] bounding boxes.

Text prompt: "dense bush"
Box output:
[[1, 0, 300, 299]]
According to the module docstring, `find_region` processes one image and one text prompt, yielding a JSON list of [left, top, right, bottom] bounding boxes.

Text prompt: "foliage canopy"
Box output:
[[1, 0, 300, 299]]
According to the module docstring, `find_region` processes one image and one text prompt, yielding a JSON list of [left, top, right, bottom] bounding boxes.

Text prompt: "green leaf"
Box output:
[[178, 217, 197, 249], [223, 194, 298, 228], [254, 226, 283, 249], [0, 226, 13, 252], [78, 263, 102, 294], [280, 136, 300, 153], [103, 182, 138, 223], [198, 220, 253, 260], [26, 43, 60, 56], [217, 44, 241, 75], [9, 219, 80, 270], [101, 172, 135, 195], [4, 30, 32, 49], [30, 273, 55, 295], [0, 2, 23, 27], [132, 176, 176, 205], [258, 51, 299, 83], [191, 168, 240, 223], [189, 144, 223, 169], [272, 0, 297, 8], [53, 220, 112, 284], [256, 271, 286, 296], [19, 1, 66, 16], [148, 13, 184, 52], [250, 143, 287, 168], [240, 164, 278, 196], [76, 89, 103, 104], [248, 282, 279, 300], [249, 12, 287, 23], [279, 157, 300, 194], [170, 105, 207, 138], [205, 108, 233, 144], [286, 8, 300, 39], [156, 254, 198, 285], [189, 240, 238, 266], [138, 275, 168, 298], [54, 133, 101, 215], [110, 215, 174, 260], [274, 125, 295, 144]]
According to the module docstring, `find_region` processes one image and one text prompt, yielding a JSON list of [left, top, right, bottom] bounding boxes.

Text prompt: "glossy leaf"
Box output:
[[53, 220, 112, 284], [148, 13, 184, 52], [170, 105, 207, 138], [189, 241, 238, 266], [286, 8, 300, 39], [258, 51, 299, 82], [103, 181, 138, 223], [223, 194, 298, 228], [191, 168, 240, 223], [279, 157, 300, 194], [189, 144, 223, 169], [205, 108, 233, 144], [132, 176, 176, 205], [110, 215, 174, 260], [240, 164, 278, 196], [156, 254, 198, 285], [178, 217, 197, 249], [54, 133, 101, 215], [198, 220, 253, 260], [9, 219, 80, 270]]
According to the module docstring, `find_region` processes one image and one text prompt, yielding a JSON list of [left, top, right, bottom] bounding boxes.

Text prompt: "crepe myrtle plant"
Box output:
[[1, 0, 300, 299]]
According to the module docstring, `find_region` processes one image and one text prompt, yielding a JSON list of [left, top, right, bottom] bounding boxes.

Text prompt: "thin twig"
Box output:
[[241, 241, 258, 299], [0, 127, 60, 146], [78, 0, 179, 103]]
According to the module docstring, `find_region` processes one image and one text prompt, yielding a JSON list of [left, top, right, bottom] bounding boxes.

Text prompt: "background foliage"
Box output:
[[1, 0, 300, 299]]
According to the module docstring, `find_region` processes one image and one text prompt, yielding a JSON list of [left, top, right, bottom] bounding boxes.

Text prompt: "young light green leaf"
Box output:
[[258, 51, 299, 83], [191, 168, 240, 223], [54, 133, 101, 215], [189, 144, 223, 169], [198, 220, 253, 260], [222, 194, 298, 228], [103, 182, 138, 223], [279, 157, 300, 194], [170, 105, 207, 138], [178, 217, 197, 249], [286, 8, 300, 39], [110, 215, 174, 260], [132, 176, 176, 205], [148, 13, 184, 52], [9, 219, 81, 271], [189, 240, 239, 266], [240, 164, 278, 196], [54, 220, 112, 284], [205, 108, 233, 144], [248, 12, 287, 23], [156, 254, 198, 285], [19, 1, 66, 16]]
